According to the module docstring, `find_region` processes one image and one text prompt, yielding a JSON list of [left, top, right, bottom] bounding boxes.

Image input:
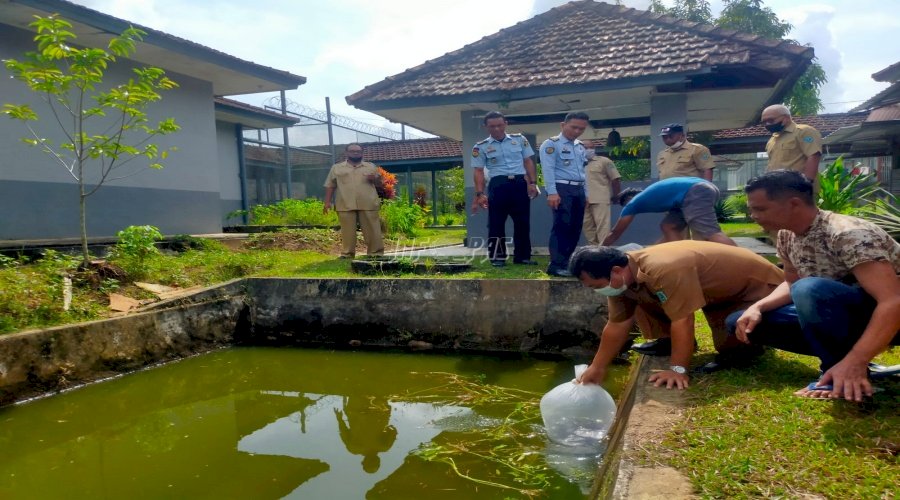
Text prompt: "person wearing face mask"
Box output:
[[760, 104, 822, 181], [324, 143, 384, 259], [656, 123, 715, 181], [568, 243, 784, 389]]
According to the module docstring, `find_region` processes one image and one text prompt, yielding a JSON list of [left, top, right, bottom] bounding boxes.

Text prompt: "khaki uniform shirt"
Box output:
[[323, 161, 381, 211], [657, 141, 715, 179], [776, 210, 900, 282], [585, 156, 621, 204], [766, 122, 822, 172], [608, 241, 785, 323]]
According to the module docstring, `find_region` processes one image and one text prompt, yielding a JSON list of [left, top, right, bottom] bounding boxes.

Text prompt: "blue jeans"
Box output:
[[726, 277, 896, 372]]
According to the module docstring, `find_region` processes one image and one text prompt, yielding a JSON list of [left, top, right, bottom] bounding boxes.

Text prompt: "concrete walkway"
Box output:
[[385, 237, 776, 258]]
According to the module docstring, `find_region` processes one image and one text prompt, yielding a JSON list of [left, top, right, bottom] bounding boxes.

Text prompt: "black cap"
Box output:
[[659, 123, 684, 136]]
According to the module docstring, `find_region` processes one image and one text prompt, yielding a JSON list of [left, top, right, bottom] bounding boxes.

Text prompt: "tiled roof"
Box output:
[[866, 103, 900, 122], [348, 0, 811, 105], [354, 138, 462, 163], [711, 113, 868, 140], [244, 138, 466, 167]]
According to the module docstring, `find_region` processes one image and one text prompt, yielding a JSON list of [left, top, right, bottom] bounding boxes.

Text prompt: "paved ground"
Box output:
[[384, 237, 776, 258]]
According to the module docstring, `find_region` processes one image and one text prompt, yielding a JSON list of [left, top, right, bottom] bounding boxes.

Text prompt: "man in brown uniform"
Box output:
[[656, 123, 715, 181], [323, 143, 384, 259], [582, 148, 621, 245], [654, 123, 716, 243], [569, 242, 784, 389], [761, 104, 822, 180]]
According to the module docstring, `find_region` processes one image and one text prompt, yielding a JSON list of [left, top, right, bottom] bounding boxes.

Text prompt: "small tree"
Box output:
[[3, 15, 180, 267]]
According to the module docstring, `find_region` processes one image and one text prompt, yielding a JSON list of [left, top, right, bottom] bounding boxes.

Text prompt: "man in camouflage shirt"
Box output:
[[727, 170, 900, 401]]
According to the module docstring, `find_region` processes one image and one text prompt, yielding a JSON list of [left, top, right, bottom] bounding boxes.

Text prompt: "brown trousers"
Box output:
[[338, 210, 384, 257], [582, 203, 612, 245]]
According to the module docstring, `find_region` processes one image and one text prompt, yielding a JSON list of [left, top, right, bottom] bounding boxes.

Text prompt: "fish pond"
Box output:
[[0, 347, 629, 499]]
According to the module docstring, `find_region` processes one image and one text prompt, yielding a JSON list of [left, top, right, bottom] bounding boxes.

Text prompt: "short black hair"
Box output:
[[568, 246, 629, 279], [483, 111, 506, 125], [617, 187, 642, 206], [564, 111, 590, 122], [345, 143, 363, 152], [745, 170, 814, 205]]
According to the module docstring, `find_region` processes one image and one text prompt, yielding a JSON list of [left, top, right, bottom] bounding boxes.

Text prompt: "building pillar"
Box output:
[[649, 94, 687, 180]]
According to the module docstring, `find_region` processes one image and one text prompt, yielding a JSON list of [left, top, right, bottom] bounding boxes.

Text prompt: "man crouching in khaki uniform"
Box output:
[[324, 143, 384, 259]]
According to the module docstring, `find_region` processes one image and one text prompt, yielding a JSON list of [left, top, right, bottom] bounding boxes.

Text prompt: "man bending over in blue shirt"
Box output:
[[602, 177, 736, 247]]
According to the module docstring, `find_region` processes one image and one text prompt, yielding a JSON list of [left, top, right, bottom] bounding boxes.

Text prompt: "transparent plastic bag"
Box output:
[[540, 364, 617, 448]]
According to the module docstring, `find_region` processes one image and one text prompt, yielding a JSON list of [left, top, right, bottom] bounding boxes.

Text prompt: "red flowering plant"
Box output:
[[376, 167, 397, 200]]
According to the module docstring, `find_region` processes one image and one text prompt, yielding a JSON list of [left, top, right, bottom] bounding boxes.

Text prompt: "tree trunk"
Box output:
[[79, 180, 89, 268]]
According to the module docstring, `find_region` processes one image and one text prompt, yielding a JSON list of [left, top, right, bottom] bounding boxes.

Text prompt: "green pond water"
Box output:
[[0, 348, 629, 499]]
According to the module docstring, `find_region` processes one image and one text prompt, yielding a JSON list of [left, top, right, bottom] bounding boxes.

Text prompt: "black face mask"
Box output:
[[347, 155, 363, 162], [765, 122, 785, 133]]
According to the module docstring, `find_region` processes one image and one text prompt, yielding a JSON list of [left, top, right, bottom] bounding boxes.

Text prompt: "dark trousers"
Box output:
[[725, 277, 899, 372], [548, 183, 586, 271], [487, 176, 531, 261]]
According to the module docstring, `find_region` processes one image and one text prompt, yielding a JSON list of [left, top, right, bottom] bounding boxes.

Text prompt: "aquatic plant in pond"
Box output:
[[396, 372, 602, 497]]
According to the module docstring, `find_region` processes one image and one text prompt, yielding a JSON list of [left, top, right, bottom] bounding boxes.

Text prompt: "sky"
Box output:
[[68, 0, 900, 137]]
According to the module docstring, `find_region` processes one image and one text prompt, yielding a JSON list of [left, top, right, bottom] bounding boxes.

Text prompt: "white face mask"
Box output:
[[671, 139, 685, 149], [594, 284, 628, 297]]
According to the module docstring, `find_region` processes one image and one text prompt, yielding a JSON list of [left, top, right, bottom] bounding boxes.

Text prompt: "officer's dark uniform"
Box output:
[[539, 134, 588, 275], [471, 133, 535, 263]]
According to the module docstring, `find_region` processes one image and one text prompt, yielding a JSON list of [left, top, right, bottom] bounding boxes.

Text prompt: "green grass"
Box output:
[[720, 221, 766, 238], [635, 312, 900, 498]]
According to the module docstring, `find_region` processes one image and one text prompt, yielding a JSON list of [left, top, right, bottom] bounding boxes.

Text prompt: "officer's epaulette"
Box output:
[[549, 135, 560, 141], [509, 133, 524, 137], [475, 138, 489, 145], [574, 139, 583, 145]]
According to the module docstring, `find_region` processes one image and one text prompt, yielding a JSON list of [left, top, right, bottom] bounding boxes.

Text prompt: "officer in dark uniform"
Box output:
[[471, 111, 539, 267], [539, 112, 590, 277]]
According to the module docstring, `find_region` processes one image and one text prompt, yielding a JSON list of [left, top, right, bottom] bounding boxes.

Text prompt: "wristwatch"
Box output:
[[475, 191, 485, 197], [670, 365, 687, 375]]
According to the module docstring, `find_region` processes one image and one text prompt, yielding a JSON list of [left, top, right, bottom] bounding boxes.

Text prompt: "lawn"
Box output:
[[641, 312, 900, 498]]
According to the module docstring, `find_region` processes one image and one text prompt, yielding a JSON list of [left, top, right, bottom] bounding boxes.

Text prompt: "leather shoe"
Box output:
[[546, 268, 572, 277], [513, 259, 538, 265], [490, 260, 506, 268], [631, 338, 671, 356]]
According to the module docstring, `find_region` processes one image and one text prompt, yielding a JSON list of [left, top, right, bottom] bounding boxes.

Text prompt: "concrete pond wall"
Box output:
[[0, 278, 608, 405]]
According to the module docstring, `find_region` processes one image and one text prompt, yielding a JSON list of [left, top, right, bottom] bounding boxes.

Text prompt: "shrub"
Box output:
[[723, 192, 750, 220], [247, 198, 339, 226], [714, 198, 737, 223], [615, 158, 652, 181], [377, 167, 397, 200], [413, 184, 428, 208], [859, 197, 900, 240], [381, 199, 427, 237], [817, 156, 888, 214], [111, 225, 163, 279]]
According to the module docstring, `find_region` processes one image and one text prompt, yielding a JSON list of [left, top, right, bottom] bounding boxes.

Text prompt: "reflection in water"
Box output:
[[334, 396, 397, 473], [0, 348, 621, 499], [238, 393, 469, 499]]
